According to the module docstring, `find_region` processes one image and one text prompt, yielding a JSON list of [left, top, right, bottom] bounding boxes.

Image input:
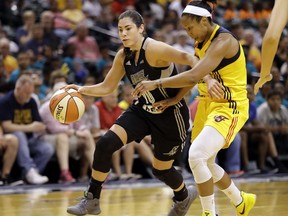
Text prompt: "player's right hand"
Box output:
[[62, 84, 81, 92], [254, 74, 273, 95]]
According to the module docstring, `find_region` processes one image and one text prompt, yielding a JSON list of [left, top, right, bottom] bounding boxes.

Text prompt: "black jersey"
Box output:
[[124, 37, 184, 114]]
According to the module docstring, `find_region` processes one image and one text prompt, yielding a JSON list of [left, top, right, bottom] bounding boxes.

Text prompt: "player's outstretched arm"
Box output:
[[254, 0, 288, 94], [64, 50, 126, 97]]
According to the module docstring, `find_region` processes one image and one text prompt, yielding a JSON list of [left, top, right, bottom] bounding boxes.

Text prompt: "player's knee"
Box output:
[[94, 130, 124, 157], [207, 162, 224, 182], [93, 130, 124, 172], [152, 167, 170, 181], [188, 149, 208, 169], [152, 167, 182, 189]]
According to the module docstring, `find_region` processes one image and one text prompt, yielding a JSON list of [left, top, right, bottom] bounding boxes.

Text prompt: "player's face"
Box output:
[[118, 17, 143, 48], [181, 15, 208, 42]]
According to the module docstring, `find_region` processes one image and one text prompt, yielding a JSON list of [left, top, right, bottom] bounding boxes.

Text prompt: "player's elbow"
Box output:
[[264, 31, 281, 44], [185, 73, 198, 86], [182, 52, 195, 67]]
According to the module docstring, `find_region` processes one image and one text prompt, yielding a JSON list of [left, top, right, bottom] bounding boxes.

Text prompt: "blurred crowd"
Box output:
[[0, 0, 288, 186]]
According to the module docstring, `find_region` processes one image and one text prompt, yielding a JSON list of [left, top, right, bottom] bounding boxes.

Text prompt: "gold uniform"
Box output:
[[192, 25, 249, 148]]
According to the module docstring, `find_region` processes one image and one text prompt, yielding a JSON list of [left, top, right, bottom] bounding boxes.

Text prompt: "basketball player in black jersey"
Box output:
[[65, 9, 223, 216]]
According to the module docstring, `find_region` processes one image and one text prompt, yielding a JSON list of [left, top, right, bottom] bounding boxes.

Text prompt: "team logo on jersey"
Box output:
[[142, 104, 162, 114], [131, 70, 148, 85], [163, 146, 179, 156], [214, 115, 228, 122]]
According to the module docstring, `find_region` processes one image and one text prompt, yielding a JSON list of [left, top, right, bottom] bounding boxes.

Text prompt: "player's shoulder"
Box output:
[[145, 38, 171, 56]]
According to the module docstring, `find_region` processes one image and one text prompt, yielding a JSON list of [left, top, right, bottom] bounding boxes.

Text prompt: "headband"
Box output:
[[182, 5, 212, 17]]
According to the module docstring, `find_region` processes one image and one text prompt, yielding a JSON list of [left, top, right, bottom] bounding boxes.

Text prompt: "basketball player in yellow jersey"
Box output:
[[133, 1, 256, 216], [254, 0, 288, 94]]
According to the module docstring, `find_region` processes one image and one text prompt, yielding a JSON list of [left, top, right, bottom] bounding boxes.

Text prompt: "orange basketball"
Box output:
[[49, 89, 85, 124]]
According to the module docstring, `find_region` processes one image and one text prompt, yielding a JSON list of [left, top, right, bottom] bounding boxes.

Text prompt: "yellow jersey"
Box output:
[[195, 25, 247, 106]]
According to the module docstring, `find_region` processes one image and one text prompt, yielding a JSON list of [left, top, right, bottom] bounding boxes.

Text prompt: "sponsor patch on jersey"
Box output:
[[214, 115, 228, 122]]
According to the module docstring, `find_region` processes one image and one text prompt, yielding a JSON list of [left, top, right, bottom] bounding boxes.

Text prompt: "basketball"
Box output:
[[49, 89, 85, 124]]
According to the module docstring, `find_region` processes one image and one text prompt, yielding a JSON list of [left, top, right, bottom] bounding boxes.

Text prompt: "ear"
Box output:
[[139, 24, 145, 34], [200, 17, 209, 26]]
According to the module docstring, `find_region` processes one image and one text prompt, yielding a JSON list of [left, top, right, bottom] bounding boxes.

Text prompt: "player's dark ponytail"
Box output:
[[202, 0, 217, 12]]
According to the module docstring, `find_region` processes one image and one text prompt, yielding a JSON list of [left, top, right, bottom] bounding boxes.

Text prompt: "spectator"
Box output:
[[0, 55, 14, 94], [95, 43, 113, 78], [240, 85, 286, 174], [82, 0, 102, 22], [9, 51, 32, 83], [40, 10, 61, 51], [243, 29, 261, 70], [238, 2, 254, 23], [62, 0, 86, 27], [172, 30, 194, 72], [0, 28, 19, 55], [257, 90, 288, 160], [23, 23, 51, 64], [40, 81, 95, 183], [39, 82, 75, 183], [0, 125, 19, 185], [0, 38, 18, 79], [274, 36, 288, 70], [68, 23, 101, 63], [0, 74, 53, 184], [58, 0, 82, 11], [255, 82, 272, 107], [223, 1, 238, 23], [62, 43, 87, 84], [15, 10, 35, 46], [168, 0, 188, 18], [76, 94, 101, 182], [49, 0, 74, 42], [253, 1, 271, 21]]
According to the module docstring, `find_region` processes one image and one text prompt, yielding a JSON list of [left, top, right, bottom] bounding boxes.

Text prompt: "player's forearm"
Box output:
[[260, 34, 281, 77], [79, 83, 115, 97], [158, 70, 197, 88]]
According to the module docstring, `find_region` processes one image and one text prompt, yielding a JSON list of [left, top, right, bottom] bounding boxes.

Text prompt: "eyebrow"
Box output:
[[118, 25, 133, 29]]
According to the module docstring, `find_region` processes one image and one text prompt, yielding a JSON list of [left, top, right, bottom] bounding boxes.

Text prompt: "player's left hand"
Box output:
[[133, 80, 157, 97], [152, 98, 178, 112], [206, 78, 224, 99]]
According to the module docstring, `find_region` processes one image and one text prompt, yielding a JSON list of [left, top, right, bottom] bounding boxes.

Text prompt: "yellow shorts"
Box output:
[[191, 98, 248, 148]]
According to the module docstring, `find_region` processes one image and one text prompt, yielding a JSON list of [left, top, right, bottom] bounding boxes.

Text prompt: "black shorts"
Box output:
[[114, 102, 190, 161]]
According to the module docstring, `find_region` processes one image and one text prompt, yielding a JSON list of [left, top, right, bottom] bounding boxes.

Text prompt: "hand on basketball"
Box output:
[[62, 84, 81, 92], [132, 80, 157, 97], [254, 74, 273, 95], [206, 78, 225, 99]]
